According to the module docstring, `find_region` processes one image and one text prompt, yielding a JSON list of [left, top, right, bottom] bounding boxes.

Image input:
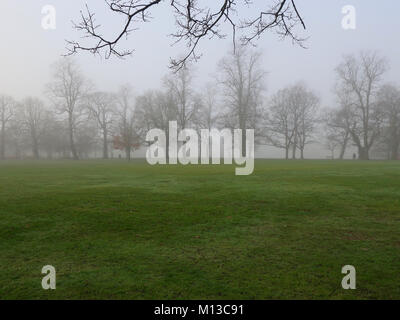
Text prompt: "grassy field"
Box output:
[[0, 159, 399, 299]]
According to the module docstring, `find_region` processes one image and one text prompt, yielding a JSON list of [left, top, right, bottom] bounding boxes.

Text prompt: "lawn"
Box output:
[[0, 159, 399, 299]]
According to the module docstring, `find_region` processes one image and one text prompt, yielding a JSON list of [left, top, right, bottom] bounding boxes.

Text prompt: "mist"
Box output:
[[0, 0, 399, 160]]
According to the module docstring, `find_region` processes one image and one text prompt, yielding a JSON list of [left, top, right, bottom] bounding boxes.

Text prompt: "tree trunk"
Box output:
[[125, 146, 131, 161], [285, 147, 289, 160], [32, 137, 39, 159], [292, 143, 296, 160], [300, 148, 304, 160], [339, 134, 349, 160], [166, 127, 170, 162], [103, 130, 108, 159], [339, 144, 346, 160], [68, 114, 79, 160], [391, 142, 399, 160], [0, 122, 5, 160], [241, 129, 246, 158], [358, 146, 369, 160]]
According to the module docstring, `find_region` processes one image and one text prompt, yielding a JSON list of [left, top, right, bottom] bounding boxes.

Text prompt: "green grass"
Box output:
[[0, 159, 399, 299]]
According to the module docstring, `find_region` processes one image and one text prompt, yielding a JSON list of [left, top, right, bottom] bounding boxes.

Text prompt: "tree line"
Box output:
[[0, 49, 399, 161]]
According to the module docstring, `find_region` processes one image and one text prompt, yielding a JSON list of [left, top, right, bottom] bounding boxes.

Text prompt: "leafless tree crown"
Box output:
[[67, 0, 306, 70]]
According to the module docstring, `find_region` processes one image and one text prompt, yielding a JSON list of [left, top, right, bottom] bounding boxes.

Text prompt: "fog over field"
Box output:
[[0, 0, 399, 159]]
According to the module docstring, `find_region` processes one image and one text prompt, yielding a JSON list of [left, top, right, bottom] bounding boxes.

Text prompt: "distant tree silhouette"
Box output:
[[335, 52, 388, 160], [47, 58, 89, 160], [0, 95, 15, 159]]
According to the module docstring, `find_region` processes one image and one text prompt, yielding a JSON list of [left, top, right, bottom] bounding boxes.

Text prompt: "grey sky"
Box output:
[[0, 1, 398, 101]]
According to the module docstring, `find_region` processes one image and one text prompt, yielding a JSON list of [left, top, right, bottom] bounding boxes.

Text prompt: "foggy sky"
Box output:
[[0, 0, 399, 158]]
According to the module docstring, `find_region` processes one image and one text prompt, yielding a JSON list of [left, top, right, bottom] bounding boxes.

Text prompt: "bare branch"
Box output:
[[67, 0, 306, 70]]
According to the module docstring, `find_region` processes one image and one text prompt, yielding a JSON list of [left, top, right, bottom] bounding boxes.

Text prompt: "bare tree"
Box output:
[[335, 51, 388, 160], [198, 83, 220, 130], [135, 90, 178, 159], [266, 84, 318, 159], [67, 0, 306, 70], [0, 95, 15, 159], [266, 87, 296, 159], [40, 112, 66, 159], [20, 97, 46, 159], [163, 64, 199, 129], [47, 58, 88, 160], [376, 84, 400, 160], [86, 91, 116, 159], [114, 85, 140, 160], [218, 47, 266, 154], [325, 132, 340, 159], [7, 115, 26, 159], [295, 85, 319, 159], [323, 106, 352, 160], [75, 120, 99, 159]]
